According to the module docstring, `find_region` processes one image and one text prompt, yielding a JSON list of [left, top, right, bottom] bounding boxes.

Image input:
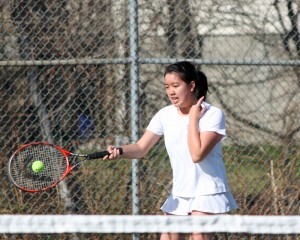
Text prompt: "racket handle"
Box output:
[[87, 148, 123, 159], [87, 151, 110, 159]]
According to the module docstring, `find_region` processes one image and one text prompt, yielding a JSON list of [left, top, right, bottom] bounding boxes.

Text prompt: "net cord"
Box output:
[[0, 215, 299, 234]]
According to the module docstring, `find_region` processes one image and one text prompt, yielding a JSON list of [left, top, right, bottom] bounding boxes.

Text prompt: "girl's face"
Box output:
[[164, 73, 196, 111]]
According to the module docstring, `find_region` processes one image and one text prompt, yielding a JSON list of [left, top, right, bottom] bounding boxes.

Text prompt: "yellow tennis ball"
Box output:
[[32, 160, 45, 173]]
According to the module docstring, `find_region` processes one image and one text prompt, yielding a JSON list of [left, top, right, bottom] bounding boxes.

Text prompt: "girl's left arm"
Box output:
[[188, 98, 223, 163], [188, 130, 222, 163]]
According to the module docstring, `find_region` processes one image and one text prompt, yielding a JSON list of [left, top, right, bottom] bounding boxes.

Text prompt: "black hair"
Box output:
[[164, 61, 209, 100]]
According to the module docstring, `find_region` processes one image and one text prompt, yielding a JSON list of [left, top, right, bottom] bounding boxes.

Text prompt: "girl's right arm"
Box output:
[[104, 130, 161, 160]]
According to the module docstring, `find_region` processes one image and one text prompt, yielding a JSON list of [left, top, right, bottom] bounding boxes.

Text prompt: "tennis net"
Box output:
[[0, 214, 299, 239]]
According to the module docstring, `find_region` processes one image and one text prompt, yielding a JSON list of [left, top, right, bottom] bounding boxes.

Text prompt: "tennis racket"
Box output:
[[8, 142, 123, 192]]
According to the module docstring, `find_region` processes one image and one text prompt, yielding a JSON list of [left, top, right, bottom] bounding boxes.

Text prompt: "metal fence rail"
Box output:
[[0, 1, 299, 239]]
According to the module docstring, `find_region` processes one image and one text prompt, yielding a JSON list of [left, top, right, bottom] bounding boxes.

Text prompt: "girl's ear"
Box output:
[[190, 80, 196, 92]]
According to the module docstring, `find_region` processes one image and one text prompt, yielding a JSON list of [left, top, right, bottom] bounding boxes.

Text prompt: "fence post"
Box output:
[[129, 1, 140, 240]]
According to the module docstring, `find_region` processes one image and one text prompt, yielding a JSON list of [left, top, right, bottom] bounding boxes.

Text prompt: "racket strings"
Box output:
[[10, 144, 67, 191]]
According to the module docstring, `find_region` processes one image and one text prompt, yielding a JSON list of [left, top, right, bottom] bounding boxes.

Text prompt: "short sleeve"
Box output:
[[199, 106, 226, 138], [146, 110, 164, 136]]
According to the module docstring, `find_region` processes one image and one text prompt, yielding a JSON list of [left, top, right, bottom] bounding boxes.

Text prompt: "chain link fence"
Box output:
[[0, 0, 299, 238]]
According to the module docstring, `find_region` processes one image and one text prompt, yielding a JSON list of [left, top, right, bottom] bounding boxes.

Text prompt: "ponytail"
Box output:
[[195, 70, 209, 100]]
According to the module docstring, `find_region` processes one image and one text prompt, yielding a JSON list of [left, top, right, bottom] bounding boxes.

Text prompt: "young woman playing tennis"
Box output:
[[104, 61, 238, 240]]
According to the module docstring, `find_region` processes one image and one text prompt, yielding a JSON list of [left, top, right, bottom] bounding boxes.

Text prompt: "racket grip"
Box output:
[[87, 151, 110, 159], [87, 148, 123, 159]]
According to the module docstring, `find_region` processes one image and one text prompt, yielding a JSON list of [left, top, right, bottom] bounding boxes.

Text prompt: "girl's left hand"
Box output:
[[189, 96, 206, 120]]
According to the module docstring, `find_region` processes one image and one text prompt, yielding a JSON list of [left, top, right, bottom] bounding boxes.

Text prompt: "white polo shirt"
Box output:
[[146, 102, 231, 197]]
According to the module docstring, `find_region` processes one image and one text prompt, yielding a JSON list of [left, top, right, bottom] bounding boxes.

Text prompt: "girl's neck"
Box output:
[[177, 107, 190, 116], [177, 98, 197, 115]]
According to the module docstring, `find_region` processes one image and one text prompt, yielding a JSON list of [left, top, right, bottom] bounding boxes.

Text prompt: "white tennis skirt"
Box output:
[[161, 192, 238, 215]]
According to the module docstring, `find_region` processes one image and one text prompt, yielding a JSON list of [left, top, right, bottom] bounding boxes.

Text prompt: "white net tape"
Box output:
[[0, 215, 299, 234]]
